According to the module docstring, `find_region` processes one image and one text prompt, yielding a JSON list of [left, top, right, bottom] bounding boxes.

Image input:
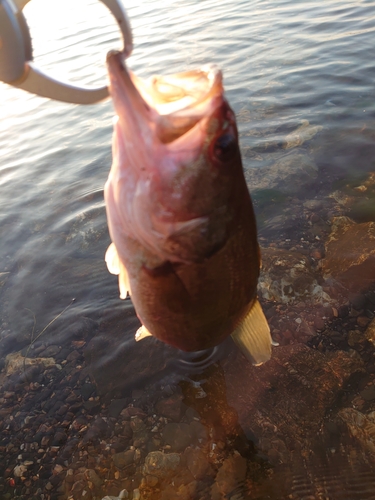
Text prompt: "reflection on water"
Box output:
[[1, 0, 375, 498]]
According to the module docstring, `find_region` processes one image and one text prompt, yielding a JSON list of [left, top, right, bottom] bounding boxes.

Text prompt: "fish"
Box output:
[[104, 50, 273, 365]]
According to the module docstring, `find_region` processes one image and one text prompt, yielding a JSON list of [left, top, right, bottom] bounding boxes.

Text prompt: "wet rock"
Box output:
[[39, 345, 61, 357], [155, 393, 186, 422], [14, 464, 27, 477], [183, 447, 214, 480], [130, 416, 149, 447], [143, 451, 180, 478], [66, 350, 81, 362], [108, 398, 128, 418], [283, 120, 323, 149], [337, 408, 375, 454], [113, 450, 135, 470], [303, 199, 324, 211], [211, 452, 247, 500], [360, 386, 375, 401], [222, 343, 365, 462], [322, 217, 375, 292], [52, 431, 68, 446], [357, 316, 371, 327], [189, 421, 207, 442], [82, 416, 110, 443], [259, 247, 331, 305], [365, 319, 375, 347], [245, 151, 318, 195], [161, 423, 193, 452], [348, 329, 366, 347], [3, 351, 55, 377], [160, 480, 197, 500], [80, 383, 95, 401]]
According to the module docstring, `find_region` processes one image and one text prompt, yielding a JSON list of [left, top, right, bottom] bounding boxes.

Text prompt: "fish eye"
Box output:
[[213, 133, 237, 162]]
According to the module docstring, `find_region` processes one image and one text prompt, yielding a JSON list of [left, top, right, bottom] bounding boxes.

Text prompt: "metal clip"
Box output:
[[0, 0, 132, 104]]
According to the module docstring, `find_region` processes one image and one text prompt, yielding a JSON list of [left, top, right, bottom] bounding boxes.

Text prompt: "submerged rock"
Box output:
[[183, 447, 214, 480], [4, 351, 56, 374], [221, 343, 365, 463], [337, 408, 375, 455], [211, 452, 247, 500], [245, 151, 318, 195], [259, 247, 331, 305], [322, 217, 375, 292], [365, 319, 375, 347], [143, 451, 180, 478], [283, 120, 323, 149]]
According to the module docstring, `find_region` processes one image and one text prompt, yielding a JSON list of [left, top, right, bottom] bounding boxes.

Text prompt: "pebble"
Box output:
[[348, 330, 365, 347], [211, 453, 247, 500], [357, 316, 371, 327], [162, 423, 193, 452], [155, 394, 186, 422], [360, 386, 375, 401], [184, 447, 214, 480], [310, 248, 323, 259], [143, 451, 180, 478], [112, 450, 135, 469]]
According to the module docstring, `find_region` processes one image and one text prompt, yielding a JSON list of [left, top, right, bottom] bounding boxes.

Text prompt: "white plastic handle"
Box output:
[[0, 0, 133, 104]]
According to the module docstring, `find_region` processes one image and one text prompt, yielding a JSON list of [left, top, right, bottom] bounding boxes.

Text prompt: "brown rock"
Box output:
[[357, 316, 371, 327], [66, 350, 81, 362], [310, 248, 323, 260], [337, 408, 375, 454], [211, 453, 247, 500], [161, 480, 197, 500], [365, 319, 375, 347], [161, 423, 193, 452], [143, 451, 180, 478], [183, 447, 214, 480], [348, 329, 365, 347], [322, 217, 375, 292], [259, 247, 332, 305], [155, 393, 186, 422], [113, 449, 135, 469], [221, 343, 365, 462], [84, 469, 103, 488]]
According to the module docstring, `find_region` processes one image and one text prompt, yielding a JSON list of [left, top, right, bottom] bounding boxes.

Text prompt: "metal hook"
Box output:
[[0, 0, 132, 104]]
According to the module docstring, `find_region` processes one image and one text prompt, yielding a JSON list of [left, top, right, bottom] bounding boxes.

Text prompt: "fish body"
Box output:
[[104, 51, 272, 363]]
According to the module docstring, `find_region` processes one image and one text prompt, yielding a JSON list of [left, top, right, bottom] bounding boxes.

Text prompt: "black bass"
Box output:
[[104, 51, 272, 364]]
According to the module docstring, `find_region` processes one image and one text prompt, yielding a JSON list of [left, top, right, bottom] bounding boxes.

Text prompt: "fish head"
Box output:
[[106, 51, 248, 265]]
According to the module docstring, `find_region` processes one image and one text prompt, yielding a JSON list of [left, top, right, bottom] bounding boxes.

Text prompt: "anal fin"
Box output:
[[231, 299, 272, 366], [105, 242, 131, 299], [135, 325, 153, 342]]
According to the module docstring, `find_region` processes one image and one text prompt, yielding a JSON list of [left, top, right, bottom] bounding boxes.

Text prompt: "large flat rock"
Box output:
[[322, 216, 375, 292]]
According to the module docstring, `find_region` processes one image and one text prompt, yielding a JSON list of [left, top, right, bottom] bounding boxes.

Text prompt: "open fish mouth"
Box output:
[[106, 50, 224, 144]]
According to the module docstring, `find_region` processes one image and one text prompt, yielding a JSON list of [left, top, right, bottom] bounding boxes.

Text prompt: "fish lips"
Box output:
[[106, 50, 226, 148]]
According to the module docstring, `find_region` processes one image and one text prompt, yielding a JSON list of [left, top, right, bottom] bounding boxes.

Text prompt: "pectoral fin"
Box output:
[[105, 242, 121, 274], [105, 242, 130, 299], [231, 299, 272, 366], [135, 325, 153, 341]]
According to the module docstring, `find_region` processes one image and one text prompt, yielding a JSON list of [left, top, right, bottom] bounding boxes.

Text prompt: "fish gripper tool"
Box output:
[[0, 0, 132, 103]]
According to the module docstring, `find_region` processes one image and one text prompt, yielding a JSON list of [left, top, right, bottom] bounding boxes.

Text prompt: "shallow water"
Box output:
[[1, 0, 375, 498]]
